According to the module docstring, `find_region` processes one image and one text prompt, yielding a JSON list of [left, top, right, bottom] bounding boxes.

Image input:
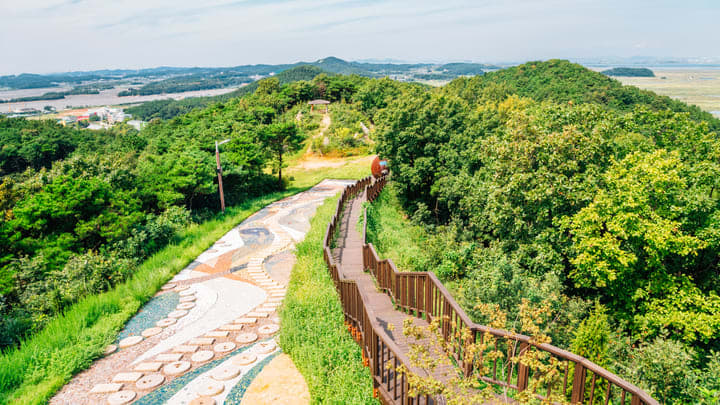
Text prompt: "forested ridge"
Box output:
[[372, 60, 720, 403]]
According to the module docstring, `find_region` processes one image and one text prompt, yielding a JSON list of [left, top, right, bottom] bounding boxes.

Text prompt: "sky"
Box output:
[[0, 0, 718, 75]]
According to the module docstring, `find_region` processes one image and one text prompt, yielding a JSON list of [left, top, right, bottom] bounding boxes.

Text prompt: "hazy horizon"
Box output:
[[1, 0, 718, 76]]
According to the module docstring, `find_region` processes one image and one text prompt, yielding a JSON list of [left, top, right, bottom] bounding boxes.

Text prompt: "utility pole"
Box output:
[[215, 139, 231, 213]]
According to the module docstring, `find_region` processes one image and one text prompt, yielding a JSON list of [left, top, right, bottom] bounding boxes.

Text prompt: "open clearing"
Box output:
[[613, 68, 720, 116]]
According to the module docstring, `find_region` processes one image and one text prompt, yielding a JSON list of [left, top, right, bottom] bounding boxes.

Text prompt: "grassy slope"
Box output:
[[0, 157, 372, 405], [279, 194, 377, 404], [364, 183, 431, 273]]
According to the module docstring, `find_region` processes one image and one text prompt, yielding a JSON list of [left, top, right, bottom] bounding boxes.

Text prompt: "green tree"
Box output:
[[256, 77, 281, 95], [261, 122, 304, 184], [566, 151, 705, 297]]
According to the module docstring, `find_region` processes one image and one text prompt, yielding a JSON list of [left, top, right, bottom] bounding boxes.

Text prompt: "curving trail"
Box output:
[[50, 179, 355, 405]]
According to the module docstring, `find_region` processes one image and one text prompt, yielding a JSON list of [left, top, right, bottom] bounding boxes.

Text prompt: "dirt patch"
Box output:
[[292, 155, 374, 171], [239, 353, 310, 405]]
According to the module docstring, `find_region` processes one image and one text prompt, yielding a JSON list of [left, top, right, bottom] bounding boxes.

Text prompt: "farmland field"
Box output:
[[611, 68, 720, 116]]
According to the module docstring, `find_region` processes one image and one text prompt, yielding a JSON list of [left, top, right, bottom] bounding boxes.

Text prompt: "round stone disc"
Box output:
[[175, 285, 190, 292], [179, 295, 197, 303], [213, 342, 236, 353], [107, 390, 136, 405], [177, 302, 196, 310], [191, 350, 214, 363], [232, 352, 257, 366], [118, 335, 143, 348], [161, 283, 176, 291], [156, 318, 177, 327], [135, 373, 165, 390], [255, 340, 277, 354], [104, 344, 118, 355], [190, 398, 216, 405], [168, 310, 189, 318], [163, 361, 191, 376], [142, 327, 163, 338], [179, 289, 195, 296], [210, 364, 242, 381], [196, 380, 225, 397], [235, 332, 258, 344], [257, 324, 280, 335]]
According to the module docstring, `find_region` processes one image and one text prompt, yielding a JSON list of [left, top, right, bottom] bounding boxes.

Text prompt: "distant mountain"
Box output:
[[0, 57, 495, 89], [226, 65, 328, 98], [124, 65, 328, 121]]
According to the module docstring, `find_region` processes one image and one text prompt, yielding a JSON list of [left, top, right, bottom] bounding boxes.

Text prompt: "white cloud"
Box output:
[[0, 0, 717, 74]]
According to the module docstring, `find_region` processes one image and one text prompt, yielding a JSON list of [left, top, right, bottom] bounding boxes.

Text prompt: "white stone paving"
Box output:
[[132, 278, 265, 365], [166, 340, 279, 405]]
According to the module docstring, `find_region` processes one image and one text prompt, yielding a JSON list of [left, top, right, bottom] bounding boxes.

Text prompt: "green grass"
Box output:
[[0, 158, 373, 405], [279, 194, 378, 404], [286, 156, 371, 190], [364, 183, 431, 272]]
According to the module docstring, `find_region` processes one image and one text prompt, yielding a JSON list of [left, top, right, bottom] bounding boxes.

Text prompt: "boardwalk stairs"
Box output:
[[323, 176, 658, 405]]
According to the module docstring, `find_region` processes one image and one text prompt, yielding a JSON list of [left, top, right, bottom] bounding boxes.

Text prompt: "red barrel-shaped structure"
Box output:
[[371, 156, 389, 178]]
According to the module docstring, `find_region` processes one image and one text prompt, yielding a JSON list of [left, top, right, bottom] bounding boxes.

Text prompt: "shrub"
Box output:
[[570, 303, 611, 367], [623, 338, 697, 404], [113, 206, 191, 260], [55, 251, 136, 307]]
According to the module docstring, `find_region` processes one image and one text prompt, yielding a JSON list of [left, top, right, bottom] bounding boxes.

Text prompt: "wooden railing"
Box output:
[[323, 176, 436, 405], [324, 176, 658, 405]]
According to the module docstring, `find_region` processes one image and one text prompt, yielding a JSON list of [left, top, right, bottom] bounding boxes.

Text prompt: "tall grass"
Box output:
[[0, 158, 372, 405], [364, 183, 431, 272], [279, 194, 378, 404]]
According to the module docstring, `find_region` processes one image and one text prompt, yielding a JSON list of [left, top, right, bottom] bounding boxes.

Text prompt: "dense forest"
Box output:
[[372, 60, 720, 403], [602, 67, 656, 77]]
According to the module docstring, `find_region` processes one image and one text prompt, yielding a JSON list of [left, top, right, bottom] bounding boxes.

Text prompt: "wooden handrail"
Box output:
[[324, 175, 658, 405], [322, 176, 435, 404]]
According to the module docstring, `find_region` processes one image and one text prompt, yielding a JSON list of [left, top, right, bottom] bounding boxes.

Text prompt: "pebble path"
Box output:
[[50, 180, 355, 405]]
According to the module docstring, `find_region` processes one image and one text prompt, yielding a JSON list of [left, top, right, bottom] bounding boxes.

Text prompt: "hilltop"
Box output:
[[445, 59, 720, 131]]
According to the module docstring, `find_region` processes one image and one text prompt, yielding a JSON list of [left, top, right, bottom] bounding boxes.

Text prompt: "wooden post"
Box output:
[[516, 342, 530, 391], [571, 363, 587, 404], [464, 331, 476, 377], [425, 277, 432, 321], [215, 141, 226, 213]]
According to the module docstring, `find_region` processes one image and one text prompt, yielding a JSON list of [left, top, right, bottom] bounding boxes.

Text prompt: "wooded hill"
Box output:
[[602, 67, 656, 77], [373, 60, 720, 403]]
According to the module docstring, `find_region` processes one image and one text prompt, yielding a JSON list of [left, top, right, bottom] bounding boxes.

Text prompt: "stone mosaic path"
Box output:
[[50, 180, 355, 405]]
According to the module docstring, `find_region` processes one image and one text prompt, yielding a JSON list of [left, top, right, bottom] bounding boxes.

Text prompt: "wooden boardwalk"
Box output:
[[324, 177, 658, 405], [332, 188, 456, 402]]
